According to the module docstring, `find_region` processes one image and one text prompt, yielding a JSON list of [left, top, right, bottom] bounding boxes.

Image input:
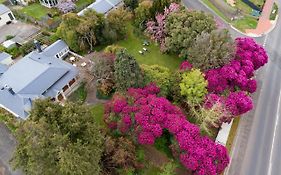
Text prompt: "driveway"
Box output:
[[0, 21, 40, 44], [0, 123, 22, 175]]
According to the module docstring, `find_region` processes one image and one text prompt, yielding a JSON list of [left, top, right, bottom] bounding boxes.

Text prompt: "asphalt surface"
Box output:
[[0, 123, 22, 175], [182, 0, 281, 174]]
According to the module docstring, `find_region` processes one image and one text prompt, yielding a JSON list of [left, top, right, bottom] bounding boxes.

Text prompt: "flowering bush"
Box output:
[[179, 60, 193, 71], [205, 37, 267, 95], [56, 0, 76, 14], [104, 84, 229, 174], [146, 3, 180, 51]]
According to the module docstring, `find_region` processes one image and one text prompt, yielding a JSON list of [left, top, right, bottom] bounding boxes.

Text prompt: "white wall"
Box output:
[[0, 11, 15, 27]]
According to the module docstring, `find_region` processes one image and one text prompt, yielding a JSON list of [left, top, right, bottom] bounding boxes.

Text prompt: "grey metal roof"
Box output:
[[77, 0, 122, 16], [0, 40, 78, 119], [0, 52, 11, 62], [42, 40, 68, 57], [0, 4, 10, 15], [0, 64, 8, 74]]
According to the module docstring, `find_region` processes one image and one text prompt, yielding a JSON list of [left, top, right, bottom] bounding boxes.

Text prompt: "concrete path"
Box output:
[[246, 0, 275, 35]]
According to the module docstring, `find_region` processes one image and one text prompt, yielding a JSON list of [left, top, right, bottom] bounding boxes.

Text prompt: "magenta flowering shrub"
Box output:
[[104, 84, 229, 174], [205, 37, 267, 94], [179, 60, 193, 71], [146, 3, 180, 51]]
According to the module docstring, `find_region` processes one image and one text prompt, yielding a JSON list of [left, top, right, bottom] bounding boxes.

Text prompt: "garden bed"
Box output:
[[68, 82, 87, 103]]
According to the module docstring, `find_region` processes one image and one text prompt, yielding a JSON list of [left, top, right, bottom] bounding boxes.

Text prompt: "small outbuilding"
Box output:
[[0, 4, 15, 27]]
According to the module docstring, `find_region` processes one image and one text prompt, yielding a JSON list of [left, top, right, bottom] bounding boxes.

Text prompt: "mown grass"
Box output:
[[115, 23, 181, 71], [20, 3, 56, 20], [232, 16, 258, 32]]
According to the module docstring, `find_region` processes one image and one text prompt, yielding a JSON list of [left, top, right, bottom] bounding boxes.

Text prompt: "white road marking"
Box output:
[[267, 86, 281, 175]]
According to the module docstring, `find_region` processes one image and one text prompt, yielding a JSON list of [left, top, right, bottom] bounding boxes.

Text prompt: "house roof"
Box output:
[[0, 40, 78, 119], [42, 40, 68, 57], [0, 52, 11, 62], [77, 0, 122, 16], [0, 4, 10, 15], [0, 64, 8, 74]]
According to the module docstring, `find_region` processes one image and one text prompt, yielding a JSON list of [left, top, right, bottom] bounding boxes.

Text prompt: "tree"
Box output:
[[114, 50, 144, 91], [104, 44, 125, 54], [11, 100, 104, 175], [92, 52, 115, 95], [165, 9, 216, 58], [134, 0, 153, 30], [179, 69, 208, 104], [124, 0, 139, 10], [141, 64, 171, 97], [101, 136, 137, 174], [103, 8, 132, 42], [187, 29, 235, 71]]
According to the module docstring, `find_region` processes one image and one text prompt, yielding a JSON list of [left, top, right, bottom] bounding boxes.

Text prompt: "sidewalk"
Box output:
[[245, 0, 275, 36]]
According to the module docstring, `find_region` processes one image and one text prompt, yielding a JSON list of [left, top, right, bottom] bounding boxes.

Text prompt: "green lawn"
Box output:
[[115, 24, 181, 71], [68, 83, 87, 103], [0, 0, 6, 3], [235, 0, 253, 14], [252, 0, 265, 8], [20, 3, 56, 20], [232, 16, 258, 32], [90, 103, 105, 127], [201, 0, 231, 22], [75, 0, 93, 10]]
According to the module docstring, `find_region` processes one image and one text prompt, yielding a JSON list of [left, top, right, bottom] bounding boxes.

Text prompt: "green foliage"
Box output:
[[158, 162, 178, 175], [188, 29, 235, 71], [134, 1, 153, 30], [169, 71, 183, 102], [141, 64, 171, 97], [179, 69, 208, 104], [6, 47, 21, 58], [165, 9, 216, 58], [124, 0, 139, 10], [11, 100, 104, 175], [136, 147, 145, 162], [68, 82, 87, 103], [104, 44, 125, 54], [0, 109, 19, 132], [5, 35, 14, 40], [114, 50, 144, 91], [19, 40, 35, 55], [154, 130, 173, 158]]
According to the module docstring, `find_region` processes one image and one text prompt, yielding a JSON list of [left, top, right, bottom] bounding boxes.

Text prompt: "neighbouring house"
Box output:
[[0, 52, 13, 65], [0, 40, 78, 119], [0, 4, 15, 27], [43, 39, 69, 59], [39, 0, 59, 8], [77, 0, 122, 16]]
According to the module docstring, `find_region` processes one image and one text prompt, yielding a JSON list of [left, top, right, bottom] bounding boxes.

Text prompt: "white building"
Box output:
[[0, 4, 15, 27], [39, 0, 59, 8]]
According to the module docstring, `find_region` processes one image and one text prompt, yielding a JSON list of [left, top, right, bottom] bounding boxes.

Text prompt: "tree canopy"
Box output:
[[165, 9, 216, 58], [114, 50, 143, 91], [11, 100, 104, 175], [188, 29, 235, 71]]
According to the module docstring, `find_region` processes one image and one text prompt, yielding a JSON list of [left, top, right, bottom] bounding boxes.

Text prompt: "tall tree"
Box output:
[[11, 100, 104, 175], [92, 52, 115, 95], [134, 0, 153, 30], [187, 29, 235, 71], [165, 9, 216, 58], [114, 50, 143, 91]]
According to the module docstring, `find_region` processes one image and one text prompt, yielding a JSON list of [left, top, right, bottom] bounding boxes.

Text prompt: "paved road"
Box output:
[[0, 123, 22, 175], [182, 0, 281, 174], [226, 4, 281, 174]]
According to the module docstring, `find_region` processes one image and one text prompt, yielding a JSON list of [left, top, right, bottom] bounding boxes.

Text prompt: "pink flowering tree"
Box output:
[[56, 0, 76, 14], [146, 3, 180, 52], [104, 84, 229, 174]]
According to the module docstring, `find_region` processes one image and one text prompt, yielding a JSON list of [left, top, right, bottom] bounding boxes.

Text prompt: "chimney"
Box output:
[[34, 39, 42, 53]]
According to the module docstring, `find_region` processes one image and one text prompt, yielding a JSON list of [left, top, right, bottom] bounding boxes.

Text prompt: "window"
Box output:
[[57, 93, 64, 101], [69, 78, 76, 86], [56, 54, 59, 58], [8, 13, 14, 20], [62, 85, 69, 92]]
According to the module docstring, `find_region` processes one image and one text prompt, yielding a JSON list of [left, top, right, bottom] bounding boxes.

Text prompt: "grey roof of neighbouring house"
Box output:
[[0, 4, 10, 15], [0, 40, 78, 119], [77, 0, 122, 16], [43, 40, 68, 57], [0, 52, 11, 62]]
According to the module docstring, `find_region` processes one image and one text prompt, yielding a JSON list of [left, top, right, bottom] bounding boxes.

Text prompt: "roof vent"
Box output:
[[48, 62, 52, 65], [8, 87, 15, 95], [34, 39, 42, 53]]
